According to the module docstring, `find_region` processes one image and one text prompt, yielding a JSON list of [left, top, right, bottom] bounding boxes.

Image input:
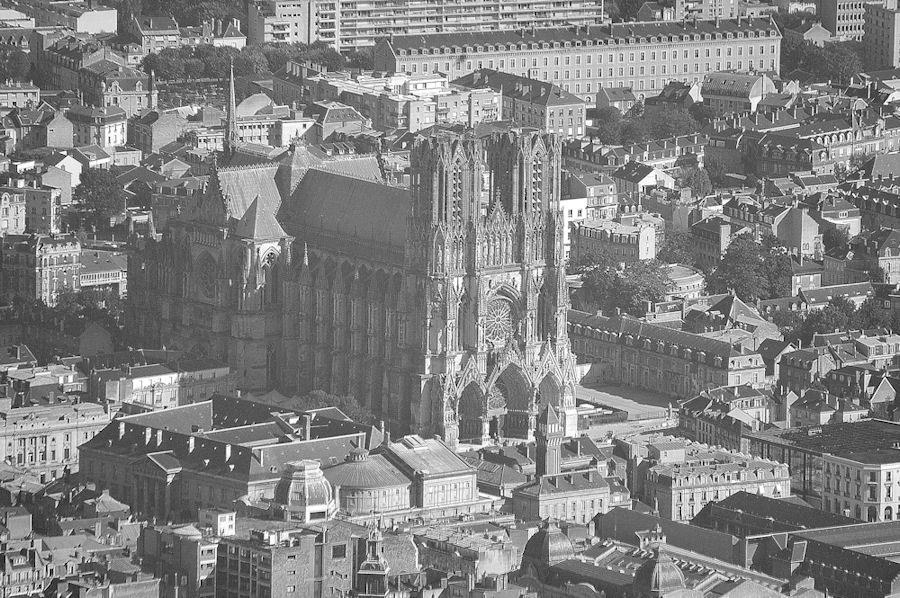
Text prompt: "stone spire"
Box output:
[[225, 58, 237, 158]]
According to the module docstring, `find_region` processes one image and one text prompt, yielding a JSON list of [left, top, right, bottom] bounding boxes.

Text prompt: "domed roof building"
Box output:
[[520, 519, 575, 581], [323, 448, 411, 516], [633, 550, 691, 598], [273, 460, 336, 523]]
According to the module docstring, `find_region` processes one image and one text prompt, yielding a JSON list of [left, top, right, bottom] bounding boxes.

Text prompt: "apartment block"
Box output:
[[374, 18, 782, 104], [676, 0, 738, 19], [453, 69, 587, 137], [0, 397, 109, 482], [824, 449, 900, 522], [0, 185, 25, 237], [865, 0, 900, 69], [636, 438, 791, 521], [3, 0, 117, 34], [821, 0, 884, 39], [571, 219, 657, 263], [0, 83, 39, 109], [0, 233, 80, 306], [568, 311, 767, 399], [249, 0, 605, 50], [302, 71, 501, 132]]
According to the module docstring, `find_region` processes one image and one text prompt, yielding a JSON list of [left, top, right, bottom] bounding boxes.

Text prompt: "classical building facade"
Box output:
[[374, 18, 782, 105], [128, 127, 578, 444]]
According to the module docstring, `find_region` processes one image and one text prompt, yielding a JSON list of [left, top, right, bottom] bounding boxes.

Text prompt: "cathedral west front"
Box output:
[[128, 126, 579, 446]]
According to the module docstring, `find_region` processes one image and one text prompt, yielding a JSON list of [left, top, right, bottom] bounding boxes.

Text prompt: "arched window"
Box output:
[[886, 506, 893, 520], [262, 252, 278, 306]]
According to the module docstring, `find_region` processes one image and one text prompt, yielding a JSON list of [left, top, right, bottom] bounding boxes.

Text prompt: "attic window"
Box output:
[[269, 466, 278, 473]]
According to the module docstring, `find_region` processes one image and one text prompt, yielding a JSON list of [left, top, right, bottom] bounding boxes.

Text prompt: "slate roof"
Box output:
[[612, 161, 655, 183], [232, 196, 287, 241], [213, 163, 282, 222], [701, 490, 856, 531], [453, 69, 584, 107], [799, 282, 874, 306], [284, 168, 409, 252], [568, 310, 748, 362], [386, 435, 473, 478], [702, 72, 769, 98], [514, 470, 610, 497], [323, 450, 410, 489], [383, 18, 778, 52]]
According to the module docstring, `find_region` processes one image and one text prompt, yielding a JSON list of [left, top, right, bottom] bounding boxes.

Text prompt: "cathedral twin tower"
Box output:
[[129, 128, 578, 447]]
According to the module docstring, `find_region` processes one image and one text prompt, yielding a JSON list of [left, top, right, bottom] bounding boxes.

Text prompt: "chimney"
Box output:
[[302, 413, 311, 440]]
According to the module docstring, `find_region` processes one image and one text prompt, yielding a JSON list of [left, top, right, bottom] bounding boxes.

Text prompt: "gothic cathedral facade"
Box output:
[[129, 128, 578, 446]]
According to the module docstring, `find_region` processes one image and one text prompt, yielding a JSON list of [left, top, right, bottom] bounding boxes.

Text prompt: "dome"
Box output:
[[633, 550, 686, 596], [236, 93, 275, 117], [323, 449, 410, 490], [522, 519, 575, 566], [172, 525, 202, 538], [276, 460, 336, 523]]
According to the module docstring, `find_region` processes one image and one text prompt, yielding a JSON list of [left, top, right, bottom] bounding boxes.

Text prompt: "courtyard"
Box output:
[[576, 382, 677, 420]]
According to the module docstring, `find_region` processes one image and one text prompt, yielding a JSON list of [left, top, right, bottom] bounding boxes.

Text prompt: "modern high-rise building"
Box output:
[[821, 0, 884, 39], [865, 0, 900, 69], [248, 0, 606, 50]]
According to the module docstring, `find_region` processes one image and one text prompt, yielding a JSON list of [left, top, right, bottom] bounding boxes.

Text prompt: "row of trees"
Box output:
[[655, 230, 793, 305], [0, 48, 30, 83], [706, 234, 794, 303], [773, 296, 896, 346], [140, 41, 360, 81], [571, 250, 671, 317], [592, 105, 709, 146]]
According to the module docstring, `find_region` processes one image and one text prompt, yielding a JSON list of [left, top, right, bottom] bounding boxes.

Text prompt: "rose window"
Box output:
[[484, 299, 514, 344]]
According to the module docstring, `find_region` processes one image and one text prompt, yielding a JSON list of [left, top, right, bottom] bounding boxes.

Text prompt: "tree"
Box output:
[[869, 265, 886, 283], [141, 49, 185, 80], [347, 48, 375, 70], [592, 106, 623, 144], [682, 167, 712, 198], [292, 390, 376, 425], [760, 234, 794, 299], [0, 49, 30, 82], [657, 230, 698, 266], [573, 249, 619, 313], [573, 251, 670, 316], [611, 260, 670, 316], [74, 168, 126, 229], [707, 234, 768, 302], [796, 298, 855, 345], [705, 155, 729, 186], [771, 309, 804, 337], [823, 227, 850, 252], [851, 297, 892, 331]]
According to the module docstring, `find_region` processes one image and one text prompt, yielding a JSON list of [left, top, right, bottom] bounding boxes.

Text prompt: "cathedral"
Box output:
[[128, 75, 579, 445]]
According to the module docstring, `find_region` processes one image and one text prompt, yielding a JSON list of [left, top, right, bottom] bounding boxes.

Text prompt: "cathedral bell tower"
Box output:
[[405, 129, 578, 448]]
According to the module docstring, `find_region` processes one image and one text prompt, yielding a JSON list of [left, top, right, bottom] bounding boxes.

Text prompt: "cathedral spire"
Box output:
[[225, 58, 237, 158]]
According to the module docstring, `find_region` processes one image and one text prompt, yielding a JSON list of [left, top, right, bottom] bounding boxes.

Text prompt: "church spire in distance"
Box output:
[[225, 58, 237, 159]]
